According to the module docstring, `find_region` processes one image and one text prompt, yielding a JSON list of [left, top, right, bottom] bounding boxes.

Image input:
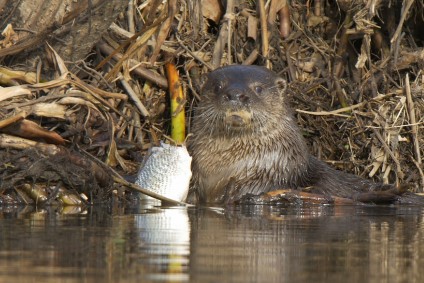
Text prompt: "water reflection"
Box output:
[[190, 205, 424, 283], [134, 204, 190, 282], [0, 204, 423, 282]]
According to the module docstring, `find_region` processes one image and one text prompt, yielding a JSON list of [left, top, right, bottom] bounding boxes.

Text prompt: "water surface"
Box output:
[[0, 203, 423, 282]]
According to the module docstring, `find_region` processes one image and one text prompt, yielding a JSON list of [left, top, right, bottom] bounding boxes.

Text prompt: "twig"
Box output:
[[334, 12, 351, 78], [127, 0, 135, 34], [364, 35, 378, 98], [0, 111, 27, 128], [411, 157, 424, 191], [296, 92, 396, 116], [391, 0, 414, 44], [332, 12, 351, 107], [113, 176, 193, 206], [78, 145, 192, 206], [150, 0, 177, 64], [183, 68, 201, 101], [242, 49, 259, 65], [285, 44, 296, 81], [258, 0, 270, 68], [278, 0, 290, 38], [119, 75, 150, 117], [225, 2, 234, 65], [212, 0, 235, 68], [391, 0, 413, 65], [371, 128, 404, 181], [95, 15, 164, 71], [176, 34, 213, 70], [97, 42, 168, 88], [333, 78, 348, 108], [404, 73, 421, 166], [314, 0, 322, 16]]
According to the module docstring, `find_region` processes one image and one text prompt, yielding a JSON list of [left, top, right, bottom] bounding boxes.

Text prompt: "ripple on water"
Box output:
[[0, 204, 423, 282]]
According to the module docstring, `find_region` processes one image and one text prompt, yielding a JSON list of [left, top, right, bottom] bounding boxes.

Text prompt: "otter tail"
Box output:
[[395, 192, 424, 205]]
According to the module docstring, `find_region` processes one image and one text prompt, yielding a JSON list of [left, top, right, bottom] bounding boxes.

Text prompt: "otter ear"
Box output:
[[192, 72, 209, 94], [199, 73, 209, 88], [275, 78, 287, 94]]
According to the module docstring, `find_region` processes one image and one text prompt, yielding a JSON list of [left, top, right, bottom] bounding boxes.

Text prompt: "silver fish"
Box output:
[[136, 142, 192, 202]]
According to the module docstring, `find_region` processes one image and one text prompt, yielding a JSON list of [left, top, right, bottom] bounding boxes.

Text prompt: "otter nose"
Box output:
[[226, 88, 250, 103]]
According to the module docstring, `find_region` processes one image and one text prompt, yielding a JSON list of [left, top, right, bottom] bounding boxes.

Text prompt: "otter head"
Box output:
[[196, 65, 288, 136]]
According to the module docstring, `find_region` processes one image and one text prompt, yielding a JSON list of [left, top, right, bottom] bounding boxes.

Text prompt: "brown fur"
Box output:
[[188, 65, 418, 205]]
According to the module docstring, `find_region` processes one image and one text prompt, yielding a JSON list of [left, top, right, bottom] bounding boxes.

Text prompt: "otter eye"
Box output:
[[215, 83, 223, 93], [255, 86, 263, 94]]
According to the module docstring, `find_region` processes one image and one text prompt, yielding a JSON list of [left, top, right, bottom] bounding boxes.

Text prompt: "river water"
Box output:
[[0, 202, 423, 283]]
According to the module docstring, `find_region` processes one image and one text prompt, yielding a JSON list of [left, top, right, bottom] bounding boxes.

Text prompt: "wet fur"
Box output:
[[188, 65, 420, 205]]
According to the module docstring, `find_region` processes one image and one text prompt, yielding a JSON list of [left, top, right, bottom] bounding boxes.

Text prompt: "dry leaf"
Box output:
[[201, 0, 223, 23], [0, 85, 31, 102], [0, 24, 18, 48]]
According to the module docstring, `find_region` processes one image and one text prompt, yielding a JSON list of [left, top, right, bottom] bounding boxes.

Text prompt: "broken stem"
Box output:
[[258, 0, 270, 68]]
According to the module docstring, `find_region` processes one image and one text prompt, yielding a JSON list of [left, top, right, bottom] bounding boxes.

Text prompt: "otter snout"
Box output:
[[224, 110, 252, 128], [225, 87, 250, 104]]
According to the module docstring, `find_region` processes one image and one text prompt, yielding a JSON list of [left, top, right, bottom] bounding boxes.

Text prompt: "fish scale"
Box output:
[[136, 142, 192, 202]]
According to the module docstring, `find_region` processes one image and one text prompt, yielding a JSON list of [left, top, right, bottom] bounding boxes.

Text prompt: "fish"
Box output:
[[136, 142, 192, 202]]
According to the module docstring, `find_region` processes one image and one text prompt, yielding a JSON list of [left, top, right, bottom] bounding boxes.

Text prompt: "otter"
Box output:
[[188, 65, 418, 205]]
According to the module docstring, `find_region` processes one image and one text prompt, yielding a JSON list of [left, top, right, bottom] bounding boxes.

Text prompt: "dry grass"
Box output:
[[0, 0, 423, 204]]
